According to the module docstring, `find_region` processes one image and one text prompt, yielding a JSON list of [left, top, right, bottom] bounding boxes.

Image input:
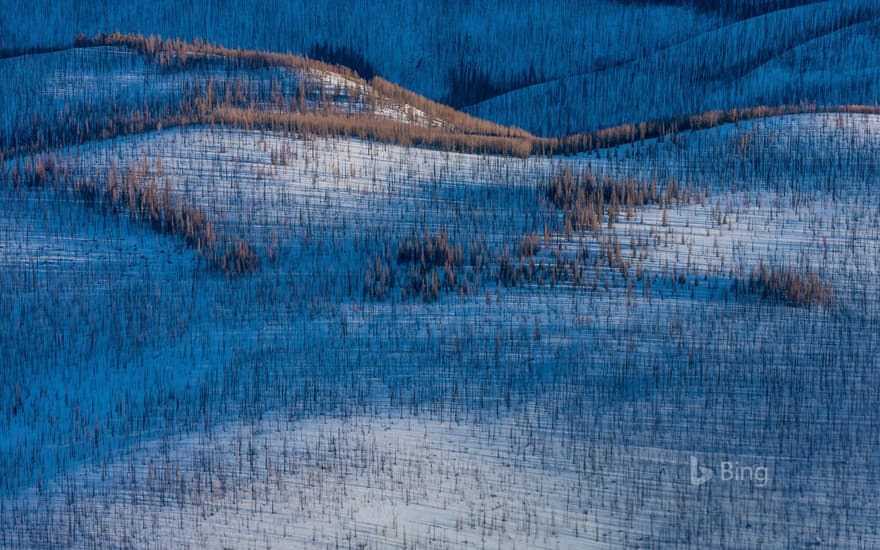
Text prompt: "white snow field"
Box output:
[[2, 113, 880, 548]]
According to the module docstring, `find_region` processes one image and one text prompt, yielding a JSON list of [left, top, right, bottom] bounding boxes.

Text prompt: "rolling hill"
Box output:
[[2, 5, 879, 549]]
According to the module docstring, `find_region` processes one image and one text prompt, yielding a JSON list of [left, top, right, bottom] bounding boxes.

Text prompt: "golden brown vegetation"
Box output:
[[395, 229, 465, 302], [207, 107, 536, 157], [541, 104, 880, 155], [739, 262, 834, 307], [544, 165, 689, 235], [6, 152, 258, 275], [69, 33, 536, 156], [12, 33, 876, 160], [369, 77, 533, 139]]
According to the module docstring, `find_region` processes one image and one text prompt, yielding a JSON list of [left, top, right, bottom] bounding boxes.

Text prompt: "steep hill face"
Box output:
[[468, 1, 880, 134], [0, 36, 538, 159]]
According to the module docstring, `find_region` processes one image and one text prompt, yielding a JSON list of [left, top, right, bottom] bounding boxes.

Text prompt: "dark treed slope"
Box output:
[[615, 0, 825, 19], [469, 1, 880, 134]]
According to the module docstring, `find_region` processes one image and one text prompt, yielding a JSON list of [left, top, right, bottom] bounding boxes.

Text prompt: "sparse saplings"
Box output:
[[364, 254, 395, 299]]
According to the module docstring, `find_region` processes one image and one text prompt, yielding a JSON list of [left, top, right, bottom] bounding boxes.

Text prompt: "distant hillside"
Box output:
[[2, 1, 877, 136], [0, 1, 720, 110], [5, 33, 878, 164], [468, 1, 880, 134], [0, 34, 538, 158]]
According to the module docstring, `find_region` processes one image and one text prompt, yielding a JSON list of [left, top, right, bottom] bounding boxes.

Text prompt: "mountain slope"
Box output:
[[468, 1, 880, 134], [3, 1, 878, 136]]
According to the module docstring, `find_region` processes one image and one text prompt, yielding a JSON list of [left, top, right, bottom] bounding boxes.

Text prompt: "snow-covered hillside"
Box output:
[[0, 0, 719, 107], [2, 112, 880, 547], [0, 44, 459, 156], [3, 1, 879, 136]]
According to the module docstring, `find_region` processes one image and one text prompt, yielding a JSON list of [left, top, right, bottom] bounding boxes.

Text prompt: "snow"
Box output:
[[0, 45, 446, 154], [12, 403, 880, 549], [5, 3, 880, 545], [1, 113, 880, 547], [0, 0, 719, 108]]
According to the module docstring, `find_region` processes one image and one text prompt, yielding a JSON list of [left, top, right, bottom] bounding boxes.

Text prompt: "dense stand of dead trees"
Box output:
[[358, 165, 839, 307], [364, 225, 638, 300], [737, 262, 834, 307], [79, 33, 533, 138], [365, 229, 468, 302], [0, 33, 867, 292], [544, 165, 689, 235]]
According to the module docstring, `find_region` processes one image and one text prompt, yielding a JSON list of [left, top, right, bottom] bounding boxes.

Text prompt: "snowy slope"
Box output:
[[0, 44, 454, 156], [1, 114, 879, 548], [3, 1, 877, 136], [0, 0, 719, 106]]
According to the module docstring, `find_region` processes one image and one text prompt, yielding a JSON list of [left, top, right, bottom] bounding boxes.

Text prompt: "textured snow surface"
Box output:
[[2, 114, 880, 548]]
